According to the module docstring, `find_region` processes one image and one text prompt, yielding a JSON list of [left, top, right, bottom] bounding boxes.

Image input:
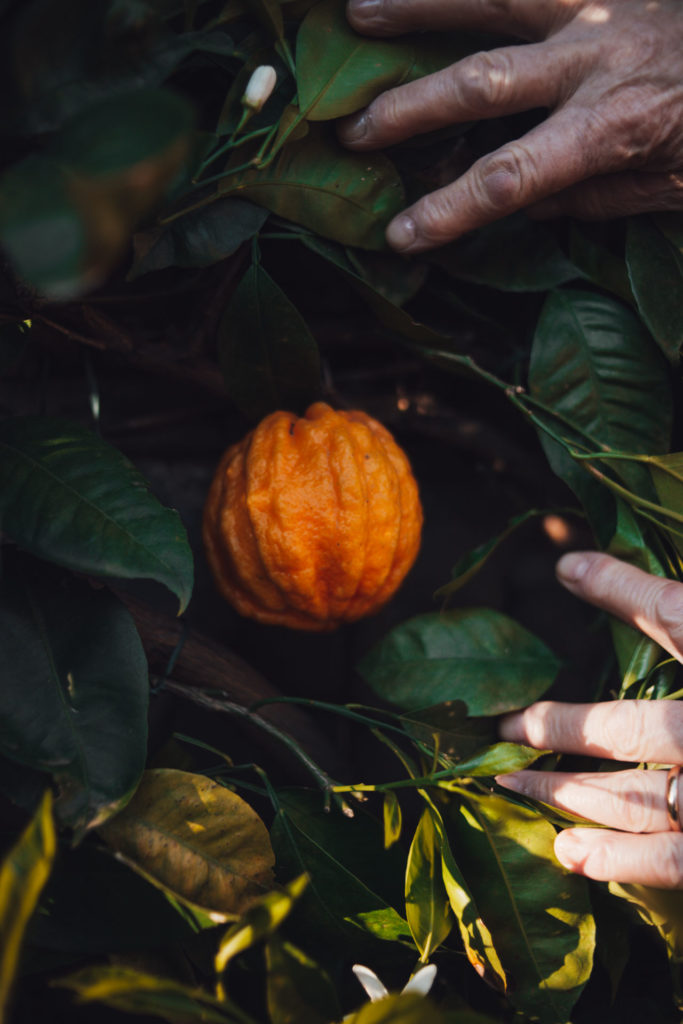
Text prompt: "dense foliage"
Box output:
[[2, 1, 683, 1022]]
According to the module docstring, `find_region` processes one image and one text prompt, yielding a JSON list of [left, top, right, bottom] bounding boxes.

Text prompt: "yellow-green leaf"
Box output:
[[405, 808, 453, 961], [99, 769, 274, 919], [215, 874, 309, 972], [383, 792, 402, 850], [0, 790, 56, 1024]]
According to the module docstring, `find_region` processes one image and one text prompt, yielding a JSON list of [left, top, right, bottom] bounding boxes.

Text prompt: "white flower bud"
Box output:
[[242, 65, 277, 113]]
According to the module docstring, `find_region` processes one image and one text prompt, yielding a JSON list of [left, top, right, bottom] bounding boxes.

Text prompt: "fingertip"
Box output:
[[555, 551, 593, 588], [498, 710, 525, 742], [554, 828, 587, 872], [337, 111, 369, 146], [386, 215, 417, 252], [346, 0, 383, 29]]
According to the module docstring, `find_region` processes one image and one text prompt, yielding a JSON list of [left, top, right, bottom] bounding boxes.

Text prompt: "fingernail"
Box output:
[[556, 552, 590, 586], [495, 772, 526, 794], [339, 112, 368, 143], [386, 215, 416, 251], [554, 829, 586, 870], [347, 0, 381, 18]]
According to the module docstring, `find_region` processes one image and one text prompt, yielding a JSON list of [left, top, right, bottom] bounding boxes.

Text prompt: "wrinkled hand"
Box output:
[[337, 0, 683, 252], [497, 551, 683, 888]]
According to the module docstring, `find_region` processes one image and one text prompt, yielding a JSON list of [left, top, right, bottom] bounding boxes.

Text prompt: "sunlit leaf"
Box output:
[[217, 259, 321, 420], [55, 966, 256, 1024], [344, 992, 445, 1024], [424, 798, 506, 991], [405, 807, 453, 959], [0, 416, 193, 612], [608, 883, 683, 963], [439, 743, 549, 779], [448, 792, 595, 1024], [383, 792, 402, 849], [296, 0, 477, 121], [358, 609, 560, 713], [99, 769, 275, 918], [219, 125, 404, 249], [0, 552, 148, 835], [626, 216, 683, 364], [215, 874, 308, 971], [266, 935, 341, 1024], [0, 791, 56, 1022]]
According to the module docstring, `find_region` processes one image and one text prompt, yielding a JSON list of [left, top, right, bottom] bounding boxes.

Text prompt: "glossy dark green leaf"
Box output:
[[55, 966, 257, 1024], [345, 992, 445, 1024], [129, 197, 268, 277], [218, 261, 321, 420], [219, 126, 405, 249], [301, 234, 458, 348], [358, 609, 560, 714], [449, 792, 595, 1024], [528, 289, 672, 535], [0, 552, 148, 835], [0, 416, 193, 611], [567, 222, 633, 304], [626, 216, 683, 364], [270, 789, 412, 947], [436, 509, 546, 600], [266, 935, 342, 1024], [296, 0, 477, 121], [430, 215, 581, 293], [0, 790, 55, 1019], [405, 807, 453, 959]]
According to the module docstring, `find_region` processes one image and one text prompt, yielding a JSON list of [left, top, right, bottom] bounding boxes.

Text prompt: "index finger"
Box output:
[[499, 699, 683, 765], [556, 552, 683, 663], [346, 0, 563, 39]]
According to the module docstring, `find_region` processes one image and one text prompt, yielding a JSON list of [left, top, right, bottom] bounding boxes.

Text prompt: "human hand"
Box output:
[[337, 0, 683, 253], [497, 551, 683, 887]]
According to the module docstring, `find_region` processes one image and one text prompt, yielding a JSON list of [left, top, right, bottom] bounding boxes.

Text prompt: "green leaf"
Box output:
[[425, 798, 506, 991], [219, 125, 405, 249], [215, 874, 308, 971], [647, 452, 683, 562], [358, 609, 560, 714], [401, 702, 498, 764], [383, 791, 402, 849], [301, 234, 458, 349], [0, 552, 148, 835], [440, 743, 549, 779], [435, 509, 548, 600], [528, 289, 672, 535], [129, 198, 268, 277], [296, 0, 477, 121], [266, 935, 342, 1024], [345, 992, 445, 1024], [430, 214, 581, 293], [405, 807, 453, 959], [99, 769, 275, 919], [567, 222, 633, 305], [270, 789, 412, 948], [448, 792, 595, 1024], [0, 416, 193, 612], [0, 790, 56, 1020], [607, 501, 666, 689], [626, 216, 683, 364], [55, 966, 257, 1024], [608, 883, 683, 963], [217, 260, 321, 420]]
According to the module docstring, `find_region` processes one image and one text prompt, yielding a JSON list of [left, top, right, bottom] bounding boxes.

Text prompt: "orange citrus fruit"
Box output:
[[203, 402, 423, 630]]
